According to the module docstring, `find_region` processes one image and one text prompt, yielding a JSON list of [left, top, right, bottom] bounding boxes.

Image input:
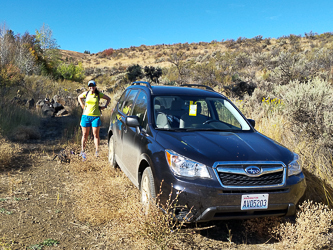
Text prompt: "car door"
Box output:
[[122, 90, 148, 186], [116, 89, 138, 169], [113, 89, 129, 163]]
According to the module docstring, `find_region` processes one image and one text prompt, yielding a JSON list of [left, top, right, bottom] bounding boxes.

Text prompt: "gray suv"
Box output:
[[108, 82, 306, 222]]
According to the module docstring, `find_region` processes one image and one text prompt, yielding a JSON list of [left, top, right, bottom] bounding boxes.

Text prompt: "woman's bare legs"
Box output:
[[81, 126, 90, 152], [92, 126, 100, 156]]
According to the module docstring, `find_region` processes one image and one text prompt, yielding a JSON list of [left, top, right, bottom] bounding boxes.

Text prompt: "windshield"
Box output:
[[154, 96, 250, 131]]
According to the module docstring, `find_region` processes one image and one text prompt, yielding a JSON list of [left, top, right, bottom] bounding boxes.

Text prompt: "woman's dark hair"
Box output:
[[89, 87, 100, 98], [94, 88, 100, 97]]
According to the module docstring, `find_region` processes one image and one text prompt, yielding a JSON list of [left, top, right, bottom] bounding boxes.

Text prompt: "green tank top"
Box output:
[[83, 91, 104, 116]]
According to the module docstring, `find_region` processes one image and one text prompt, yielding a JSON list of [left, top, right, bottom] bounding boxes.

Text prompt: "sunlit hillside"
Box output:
[[60, 36, 318, 70]]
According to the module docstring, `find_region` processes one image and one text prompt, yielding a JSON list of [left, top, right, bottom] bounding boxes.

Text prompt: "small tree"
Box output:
[[127, 64, 143, 82], [56, 62, 85, 82], [144, 66, 162, 83], [101, 48, 114, 57], [35, 23, 60, 74]]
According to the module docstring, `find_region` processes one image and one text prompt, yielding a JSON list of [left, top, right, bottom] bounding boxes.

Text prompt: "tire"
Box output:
[[140, 167, 156, 212], [108, 135, 117, 168]]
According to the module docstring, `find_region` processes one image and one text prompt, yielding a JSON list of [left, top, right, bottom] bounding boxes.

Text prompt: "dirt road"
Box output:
[[0, 116, 281, 249], [0, 116, 110, 249]]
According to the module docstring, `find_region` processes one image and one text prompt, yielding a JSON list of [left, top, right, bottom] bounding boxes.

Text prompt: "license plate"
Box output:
[[241, 194, 269, 210]]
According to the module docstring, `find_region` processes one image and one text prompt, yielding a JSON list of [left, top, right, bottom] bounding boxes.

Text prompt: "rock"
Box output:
[[26, 98, 35, 109], [11, 97, 24, 105], [53, 95, 66, 106], [63, 106, 73, 114], [56, 109, 69, 117], [53, 102, 64, 113], [41, 104, 55, 116]]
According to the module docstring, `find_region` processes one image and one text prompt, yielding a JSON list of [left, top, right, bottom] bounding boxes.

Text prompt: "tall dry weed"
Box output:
[[136, 183, 194, 249], [67, 141, 194, 249], [0, 99, 42, 137], [271, 200, 333, 249], [241, 90, 333, 206], [0, 135, 21, 171]]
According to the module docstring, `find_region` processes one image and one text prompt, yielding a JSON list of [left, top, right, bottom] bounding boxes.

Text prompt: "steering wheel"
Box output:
[[203, 119, 233, 128]]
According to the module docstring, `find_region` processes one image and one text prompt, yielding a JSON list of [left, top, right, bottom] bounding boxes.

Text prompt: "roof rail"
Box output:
[[132, 81, 153, 93], [181, 84, 215, 92], [132, 81, 151, 88]]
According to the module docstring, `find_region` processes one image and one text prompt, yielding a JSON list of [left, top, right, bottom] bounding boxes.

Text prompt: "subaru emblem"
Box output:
[[245, 166, 261, 175]]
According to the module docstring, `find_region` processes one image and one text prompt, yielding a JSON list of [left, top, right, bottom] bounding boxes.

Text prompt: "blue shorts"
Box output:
[[80, 115, 101, 127]]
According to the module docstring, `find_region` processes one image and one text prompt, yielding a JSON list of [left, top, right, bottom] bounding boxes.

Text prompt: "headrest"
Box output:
[[197, 102, 202, 114], [171, 99, 182, 110]]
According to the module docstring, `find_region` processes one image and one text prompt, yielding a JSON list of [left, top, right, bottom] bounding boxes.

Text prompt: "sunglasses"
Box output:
[[88, 84, 96, 87]]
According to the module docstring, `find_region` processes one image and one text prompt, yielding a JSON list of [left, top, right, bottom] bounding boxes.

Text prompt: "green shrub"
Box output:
[[276, 78, 333, 148], [126, 64, 143, 82], [56, 62, 85, 82]]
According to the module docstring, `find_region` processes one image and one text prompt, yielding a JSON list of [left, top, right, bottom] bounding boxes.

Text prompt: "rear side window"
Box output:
[[132, 91, 148, 129], [117, 90, 129, 110]]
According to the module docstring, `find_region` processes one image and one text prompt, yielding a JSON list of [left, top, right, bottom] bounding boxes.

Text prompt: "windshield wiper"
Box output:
[[192, 128, 235, 132]]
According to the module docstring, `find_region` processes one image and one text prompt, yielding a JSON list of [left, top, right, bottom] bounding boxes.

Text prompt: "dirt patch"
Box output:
[[0, 115, 109, 249], [0, 147, 108, 249]]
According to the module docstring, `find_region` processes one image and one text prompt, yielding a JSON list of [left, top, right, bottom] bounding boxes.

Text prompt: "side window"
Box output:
[[214, 100, 241, 128], [121, 89, 138, 115], [117, 90, 129, 111], [132, 91, 148, 129]]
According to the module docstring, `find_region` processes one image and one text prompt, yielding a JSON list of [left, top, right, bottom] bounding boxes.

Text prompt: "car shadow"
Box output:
[[191, 219, 279, 245]]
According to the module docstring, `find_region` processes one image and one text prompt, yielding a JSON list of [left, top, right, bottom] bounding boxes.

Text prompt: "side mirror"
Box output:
[[126, 116, 141, 133], [247, 119, 255, 128]]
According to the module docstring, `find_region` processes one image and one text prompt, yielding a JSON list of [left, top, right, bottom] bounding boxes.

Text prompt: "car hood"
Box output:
[[155, 130, 293, 166]]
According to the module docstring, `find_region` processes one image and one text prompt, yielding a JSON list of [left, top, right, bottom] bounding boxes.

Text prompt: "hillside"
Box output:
[[59, 33, 333, 99], [60, 36, 318, 69]]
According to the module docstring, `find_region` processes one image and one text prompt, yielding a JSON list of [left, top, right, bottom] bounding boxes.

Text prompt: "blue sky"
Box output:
[[1, 0, 333, 53]]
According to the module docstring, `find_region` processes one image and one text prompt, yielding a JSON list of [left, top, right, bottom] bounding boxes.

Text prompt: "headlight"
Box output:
[[165, 150, 211, 178], [288, 153, 302, 176]]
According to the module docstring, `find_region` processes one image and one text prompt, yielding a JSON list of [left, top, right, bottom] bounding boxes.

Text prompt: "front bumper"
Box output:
[[159, 173, 306, 222], [196, 203, 295, 222]]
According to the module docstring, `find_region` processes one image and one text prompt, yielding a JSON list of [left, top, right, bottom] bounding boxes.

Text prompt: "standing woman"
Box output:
[[78, 80, 111, 158]]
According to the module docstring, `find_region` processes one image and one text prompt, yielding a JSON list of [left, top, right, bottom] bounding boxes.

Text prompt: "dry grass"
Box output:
[[0, 100, 42, 137], [57, 102, 333, 249], [271, 200, 333, 249], [0, 237, 13, 250], [9, 125, 41, 142], [0, 136, 21, 171], [66, 140, 196, 249]]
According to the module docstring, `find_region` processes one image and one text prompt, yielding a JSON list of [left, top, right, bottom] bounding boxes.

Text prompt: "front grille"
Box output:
[[213, 161, 286, 188], [219, 171, 283, 186], [222, 188, 288, 194]]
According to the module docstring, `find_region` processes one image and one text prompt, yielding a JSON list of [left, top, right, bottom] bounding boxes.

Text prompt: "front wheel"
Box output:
[[108, 135, 117, 168], [140, 167, 156, 213]]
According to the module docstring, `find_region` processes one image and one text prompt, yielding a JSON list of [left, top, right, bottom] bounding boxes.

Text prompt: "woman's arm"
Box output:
[[101, 94, 111, 110], [78, 92, 86, 109]]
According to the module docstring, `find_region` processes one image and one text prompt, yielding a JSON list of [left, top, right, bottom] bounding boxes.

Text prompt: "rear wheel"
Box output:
[[108, 135, 117, 168], [140, 167, 156, 213]]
